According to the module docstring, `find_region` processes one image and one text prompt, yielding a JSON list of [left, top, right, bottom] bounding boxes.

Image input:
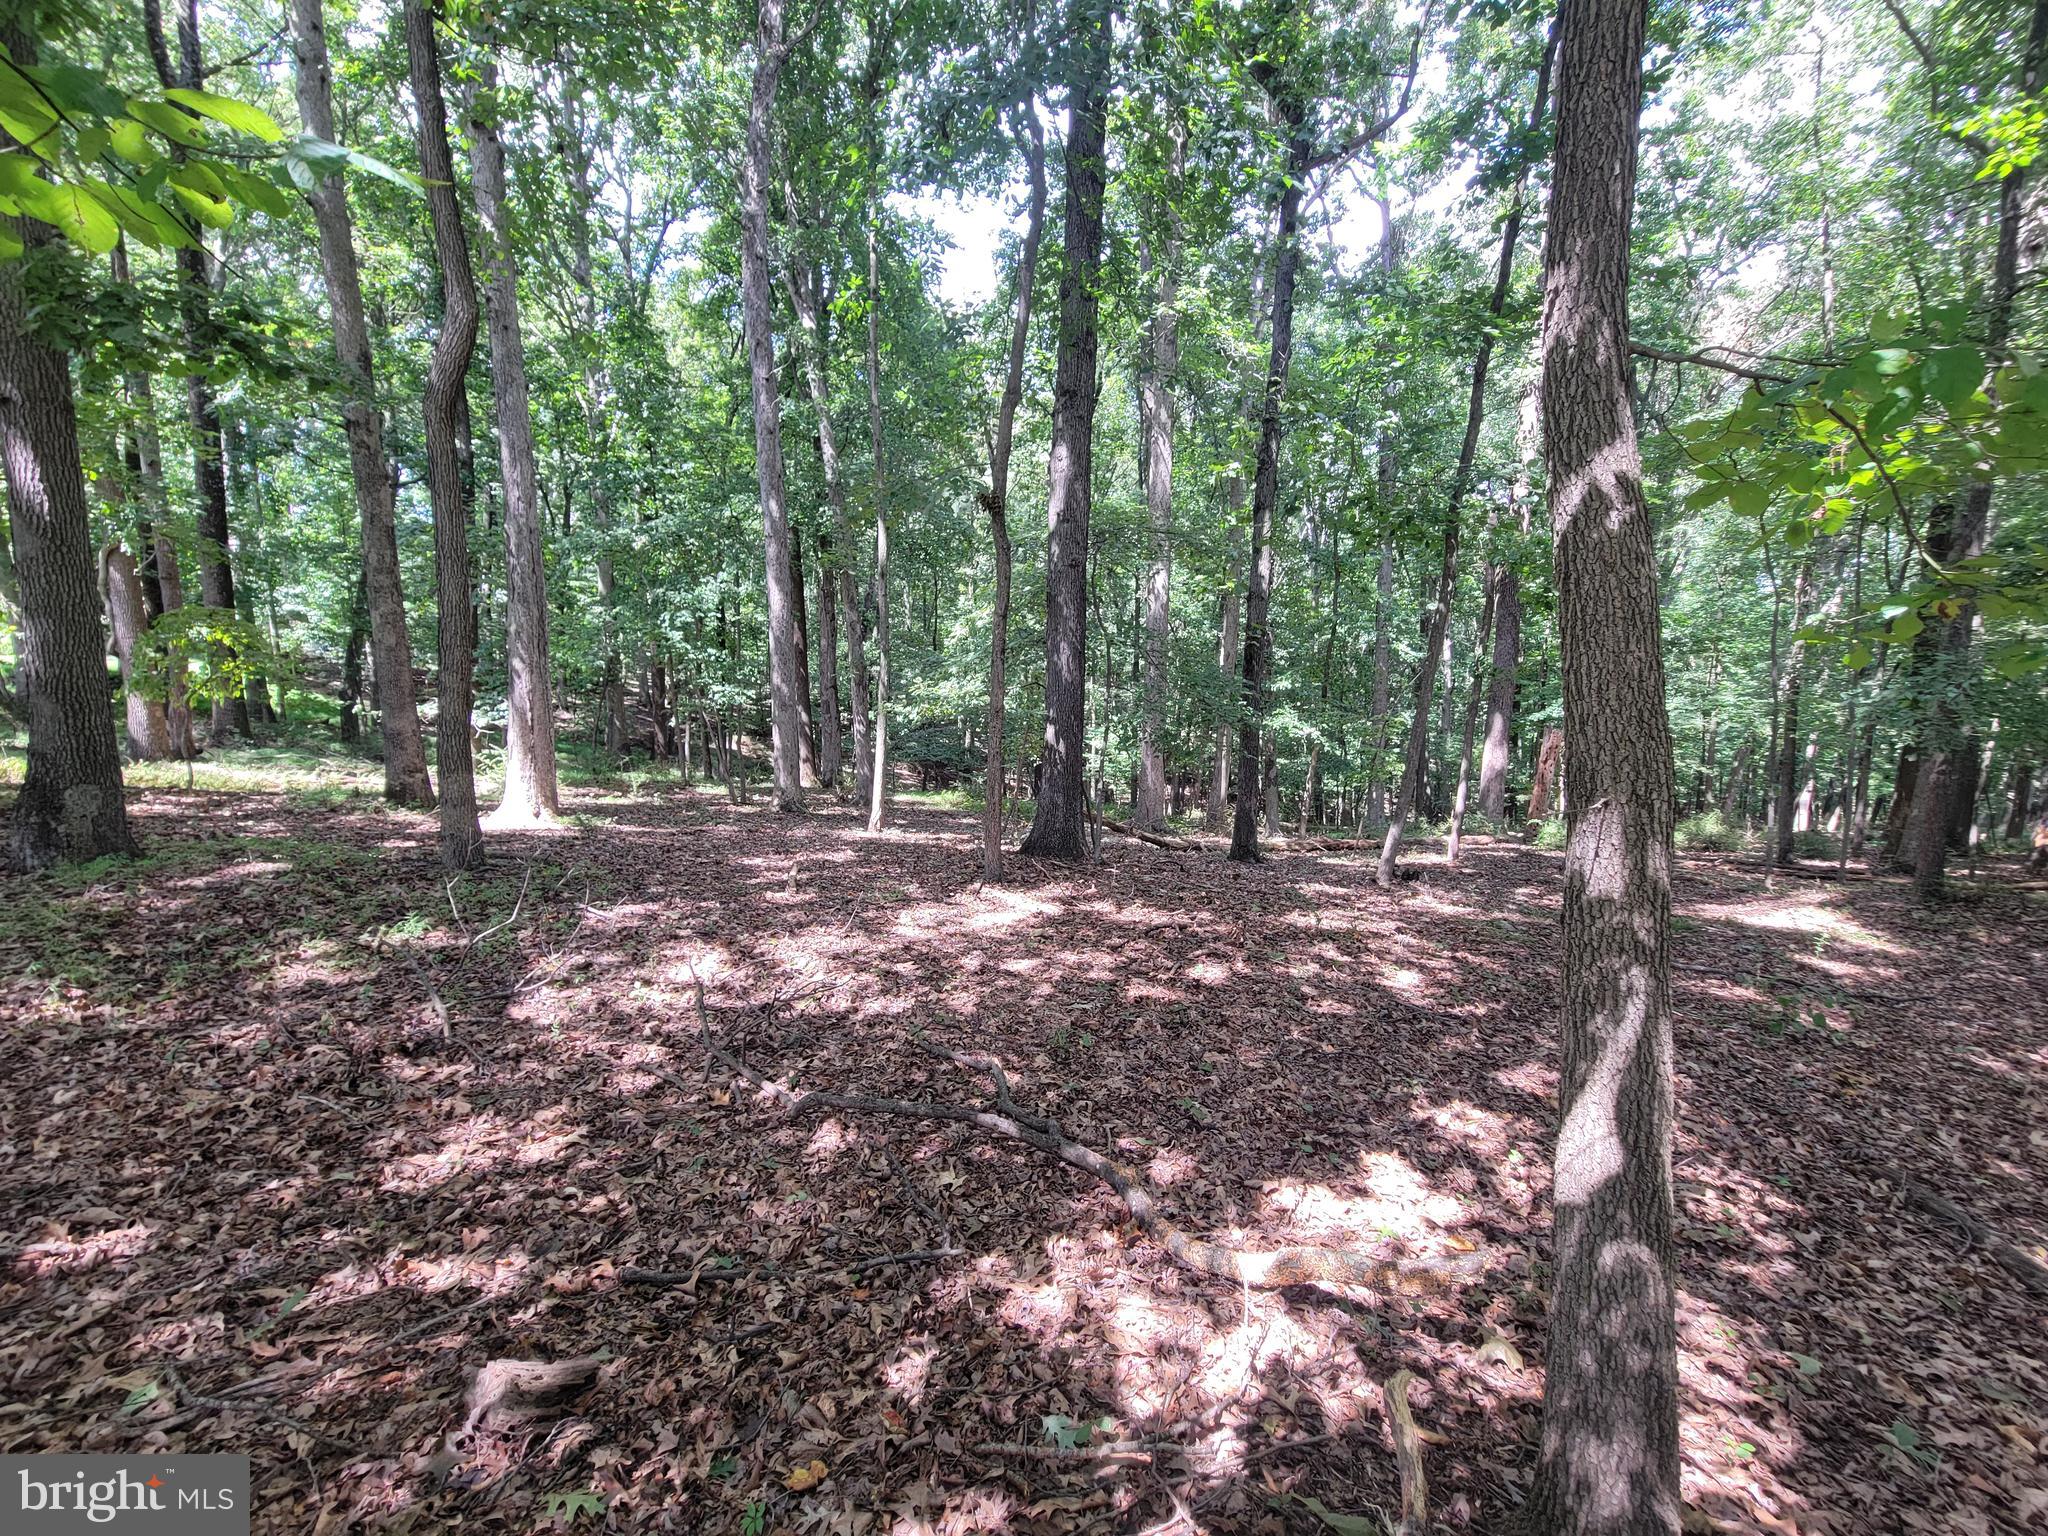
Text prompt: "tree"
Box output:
[[1, 163, 135, 865], [981, 104, 1047, 880], [1017, 0, 1111, 862], [469, 55, 561, 826], [288, 0, 435, 809], [403, 0, 485, 871], [737, 0, 809, 814], [1133, 114, 1182, 833], [1525, 0, 1681, 1527], [143, 0, 251, 745]]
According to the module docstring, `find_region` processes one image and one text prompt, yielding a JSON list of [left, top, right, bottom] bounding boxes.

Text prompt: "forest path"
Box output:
[[1, 777, 2041, 1535]]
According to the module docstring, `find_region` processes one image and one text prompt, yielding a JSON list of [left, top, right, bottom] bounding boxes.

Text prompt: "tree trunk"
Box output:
[[788, 262, 870, 802], [1207, 526, 1242, 830], [982, 106, 1047, 881], [468, 56, 561, 825], [2005, 757, 2034, 843], [1377, 30, 1553, 886], [864, 105, 893, 834], [1228, 95, 1313, 863], [290, 0, 434, 806], [1019, 0, 1110, 862], [813, 517, 842, 788], [1773, 558, 1811, 863], [1134, 130, 1183, 833], [1366, 538, 1393, 825], [1525, 0, 1680, 1528], [339, 565, 367, 745], [1914, 0, 2045, 894], [403, 0, 484, 870], [737, 1, 807, 813], [0, 75, 135, 865], [102, 544, 174, 762], [1446, 565, 1500, 865], [145, 0, 250, 746], [790, 523, 817, 784], [1478, 561, 1520, 818]]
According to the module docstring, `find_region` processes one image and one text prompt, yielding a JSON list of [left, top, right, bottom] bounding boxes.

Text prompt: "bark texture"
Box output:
[[469, 56, 560, 825], [1, 195, 135, 867], [1134, 131, 1183, 833], [102, 544, 173, 762], [1018, 0, 1110, 862], [982, 106, 1047, 881], [290, 0, 434, 808], [738, 0, 808, 813], [1525, 0, 1681, 1528], [403, 0, 483, 870]]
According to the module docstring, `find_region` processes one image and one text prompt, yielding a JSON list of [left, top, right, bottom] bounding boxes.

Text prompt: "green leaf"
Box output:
[[163, 87, 283, 143], [127, 97, 208, 148], [0, 225, 20, 258], [1289, 1495, 1381, 1536], [26, 61, 129, 118], [1840, 643, 1872, 670], [23, 178, 119, 251], [1789, 1351, 1823, 1376], [169, 181, 233, 230], [1922, 345, 1985, 412], [1884, 612, 1924, 644], [1728, 481, 1769, 519], [109, 117, 155, 163]]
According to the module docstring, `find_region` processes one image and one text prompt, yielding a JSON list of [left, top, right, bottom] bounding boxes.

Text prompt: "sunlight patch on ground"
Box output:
[[8, 1224, 155, 1277], [1264, 1152, 1469, 1248], [1683, 895, 1905, 956]]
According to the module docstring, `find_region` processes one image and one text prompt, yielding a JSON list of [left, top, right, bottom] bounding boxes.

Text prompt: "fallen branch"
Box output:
[[1897, 1180, 2048, 1297], [160, 1362, 361, 1457], [1103, 817, 1197, 851], [786, 1083, 1483, 1296], [1383, 1370, 1428, 1536], [973, 1439, 1177, 1463]]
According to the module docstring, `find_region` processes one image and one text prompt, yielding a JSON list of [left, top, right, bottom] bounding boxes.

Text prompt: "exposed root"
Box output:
[[1383, 1369, 1428, 1535]]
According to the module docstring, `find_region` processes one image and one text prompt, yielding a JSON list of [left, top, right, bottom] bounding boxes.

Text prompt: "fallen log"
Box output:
[[1102, 817, 1198, 851]]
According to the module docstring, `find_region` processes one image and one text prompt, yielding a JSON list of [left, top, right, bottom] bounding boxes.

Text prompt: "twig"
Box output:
[[160, 1362, 361, 1456], [972, 1439, 1179, 1463], [1896, 1179, 2048, 1296]]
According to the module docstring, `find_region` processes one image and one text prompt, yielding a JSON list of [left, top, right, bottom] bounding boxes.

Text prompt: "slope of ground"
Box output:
[[2, 775, 2042, 1534]]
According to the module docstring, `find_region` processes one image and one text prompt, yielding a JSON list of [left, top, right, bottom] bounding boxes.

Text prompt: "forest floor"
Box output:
[[2, 762, 2044, 1536]]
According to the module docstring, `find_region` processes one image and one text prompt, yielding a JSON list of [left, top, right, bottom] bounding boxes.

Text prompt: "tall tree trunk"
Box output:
[[339, 565, 368, 744], [1134, 128, 1183, 833], [290, 0, 434, 806], [145, 0, 250, 745], [1019, 0, 1110, 862], [1912, 0, 2045, 896], [1377, 29, 1553, 886], [403, 0, 483, 870], [864, 109, 893, 834], [468, 56, 561, 824], [1228, 88, 1315, 863], [738, 0, 807, 813], [1366, 538, 1393, 824], [102, 544, 174, 762], [788, 262, 870, 801], [1525, 0, 1680, 1528], [0, 66, 135, 866], [2005, 757, 2034, 842], [982, 105, 1047, 881]]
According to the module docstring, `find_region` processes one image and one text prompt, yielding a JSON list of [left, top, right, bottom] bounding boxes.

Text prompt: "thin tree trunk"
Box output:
[[790, 523, 817, 784], [1525, 0, 1680, 1527], [1228, 93, 1314, 863], [339, 565, 367, 744], [290, 0, 434, 806], [982, 105, 1047, 881], [468, 55, 560, 824], [864, 99, 893, 834], [102, 544, 174, 762], [788, 262, 871, 802], [1774, 557, 1811, 864], [813, 516, 842, 788], [1019, 0, 1110, 862], [403, 0, 483, 870], [1207, 525, 1242, 830], [738, 0, 806, 813], [1446, 564, 1500, 865], [145, 0, 250, 745], [1135, 127, 1183, 832], [1377, 29, 1553, 887], [0, 41, 135, 865]]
